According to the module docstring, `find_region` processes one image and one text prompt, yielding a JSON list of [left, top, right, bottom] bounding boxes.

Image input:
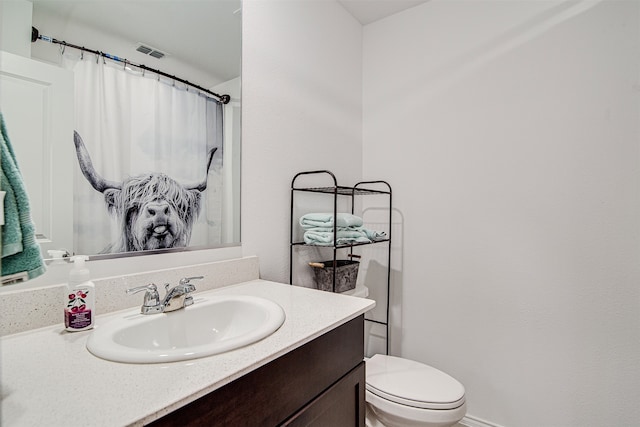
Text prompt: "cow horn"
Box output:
[[74, 131, 122, 192], [186, 147, 218, 192]]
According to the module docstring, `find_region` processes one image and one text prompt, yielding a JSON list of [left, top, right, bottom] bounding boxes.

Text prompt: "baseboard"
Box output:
[[461, 414, 506, 427]]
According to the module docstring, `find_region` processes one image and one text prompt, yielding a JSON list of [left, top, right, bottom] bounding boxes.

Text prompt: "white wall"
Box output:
[[241, 0, 363, 281], [0, 1, 32, 56], [363, 1, 640, 426]]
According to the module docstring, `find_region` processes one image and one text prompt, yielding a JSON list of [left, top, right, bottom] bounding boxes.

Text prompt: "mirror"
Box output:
[[2, 0, 241, 269]]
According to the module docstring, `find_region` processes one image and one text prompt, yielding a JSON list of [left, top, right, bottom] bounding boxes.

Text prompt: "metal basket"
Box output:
[[309, 260, 359, 293]]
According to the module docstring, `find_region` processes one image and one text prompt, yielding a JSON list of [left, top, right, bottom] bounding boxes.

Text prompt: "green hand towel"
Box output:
[[1, 112, 46, 281]]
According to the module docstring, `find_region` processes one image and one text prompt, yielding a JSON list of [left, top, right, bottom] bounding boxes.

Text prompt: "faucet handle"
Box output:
[[179, 276, 204, 286], [126, 284, 161, 308]]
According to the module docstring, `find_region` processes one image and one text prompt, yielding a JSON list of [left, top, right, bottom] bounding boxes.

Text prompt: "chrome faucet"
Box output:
[[162, 276, 202, 312], [126, 276, 203, 315]]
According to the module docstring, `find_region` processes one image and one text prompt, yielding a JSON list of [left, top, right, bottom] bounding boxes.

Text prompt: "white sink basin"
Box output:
[[86, 295, 286, 363]]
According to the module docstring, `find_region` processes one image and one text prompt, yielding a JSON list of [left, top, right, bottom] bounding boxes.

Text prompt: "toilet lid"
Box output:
[[366, 354, 465, 410]]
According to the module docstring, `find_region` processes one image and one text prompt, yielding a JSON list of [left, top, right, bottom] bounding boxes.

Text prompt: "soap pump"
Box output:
[[64, 255, 95, 332]]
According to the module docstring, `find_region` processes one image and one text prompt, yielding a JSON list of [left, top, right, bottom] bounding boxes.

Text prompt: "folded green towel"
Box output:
[[361, 228, 388, 241], [303, 229, 372, 246], [299, 213, 363, 229], [304, 226, 388, 243], [1, 112, 46, 281]]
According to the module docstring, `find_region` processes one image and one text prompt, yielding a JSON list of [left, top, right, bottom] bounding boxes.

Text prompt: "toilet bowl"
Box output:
[[365, 354, 466, 427]]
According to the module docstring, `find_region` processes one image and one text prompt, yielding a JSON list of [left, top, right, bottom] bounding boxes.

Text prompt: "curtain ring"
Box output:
[[80, 50, 84, 60]]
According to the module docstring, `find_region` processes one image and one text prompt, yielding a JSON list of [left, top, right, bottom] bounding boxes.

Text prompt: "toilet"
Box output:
[[342, 286, 466, 427], [365, 354, 466, 427]]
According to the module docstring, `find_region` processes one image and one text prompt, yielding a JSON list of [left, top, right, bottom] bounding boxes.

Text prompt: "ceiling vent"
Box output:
[[135, 43, 166, 59], [148, 50, 165, 59]]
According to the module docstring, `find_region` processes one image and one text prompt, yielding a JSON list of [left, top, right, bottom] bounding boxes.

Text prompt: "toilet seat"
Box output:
[[366, 354, 466, 410]]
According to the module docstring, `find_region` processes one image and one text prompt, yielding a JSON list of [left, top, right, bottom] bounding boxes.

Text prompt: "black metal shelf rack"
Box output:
[[289, 170, 392, 354]]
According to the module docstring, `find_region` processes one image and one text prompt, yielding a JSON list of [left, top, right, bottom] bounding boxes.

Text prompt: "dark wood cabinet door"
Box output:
[[282, 361, 365, 427]]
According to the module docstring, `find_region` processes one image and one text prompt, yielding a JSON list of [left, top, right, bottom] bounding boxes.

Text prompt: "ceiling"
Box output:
[[29, 1, 429, 89], [339, 0, 430, 25], [30, 0, 242, 88]]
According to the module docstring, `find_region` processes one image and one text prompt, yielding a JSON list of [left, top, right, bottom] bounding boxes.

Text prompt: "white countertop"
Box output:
[[1, 280, 375, 426]]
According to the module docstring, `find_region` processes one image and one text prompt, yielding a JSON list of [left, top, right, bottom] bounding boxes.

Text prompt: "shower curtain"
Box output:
[[64, 55, 224, 255]]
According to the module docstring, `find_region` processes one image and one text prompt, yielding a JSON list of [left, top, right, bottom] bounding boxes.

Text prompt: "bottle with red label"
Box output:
[[64, 255, 95, 332]]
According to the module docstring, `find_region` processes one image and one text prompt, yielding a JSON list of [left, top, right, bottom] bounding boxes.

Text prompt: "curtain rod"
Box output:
[[31, 27, 231, 104]]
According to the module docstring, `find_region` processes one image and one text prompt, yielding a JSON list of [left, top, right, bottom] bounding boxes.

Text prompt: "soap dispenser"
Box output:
[[64, 255, 95, 332]]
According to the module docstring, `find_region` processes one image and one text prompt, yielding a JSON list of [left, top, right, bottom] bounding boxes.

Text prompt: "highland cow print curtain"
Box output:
[[65, 55, 224, 255]]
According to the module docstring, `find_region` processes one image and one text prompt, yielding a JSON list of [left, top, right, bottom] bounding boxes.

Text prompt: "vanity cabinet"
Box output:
[[150, 315, 365, 427]]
